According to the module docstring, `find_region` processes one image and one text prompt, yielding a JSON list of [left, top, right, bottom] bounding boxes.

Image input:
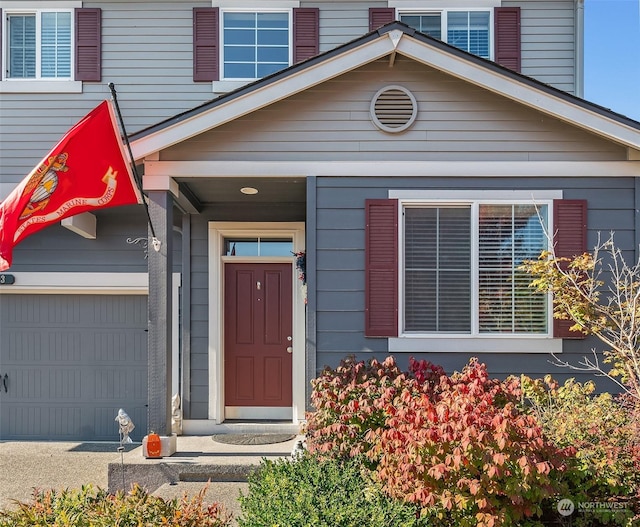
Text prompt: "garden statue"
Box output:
[[115, 408, 135, 444]]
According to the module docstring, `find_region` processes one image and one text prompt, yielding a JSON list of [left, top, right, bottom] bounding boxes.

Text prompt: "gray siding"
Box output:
[[161, 58, 624, 163], [302, 1, 386, 52], [8, 207, 149, 273], [312, 176, 635, 387], [0, 0, 581, 191], [0, 0, 213, 189], [512, 0, 577, 94]]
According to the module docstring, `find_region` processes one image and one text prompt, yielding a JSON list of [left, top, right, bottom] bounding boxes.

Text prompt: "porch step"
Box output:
[[107, 434, 298, 494], [183, 420, 303, 436]]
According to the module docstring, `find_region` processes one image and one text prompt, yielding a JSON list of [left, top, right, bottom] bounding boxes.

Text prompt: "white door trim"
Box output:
[[208, 221, 306, 424]]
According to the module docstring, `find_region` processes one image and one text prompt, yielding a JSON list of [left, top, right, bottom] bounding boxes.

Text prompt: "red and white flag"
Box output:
[[0, 100, 142, 271]]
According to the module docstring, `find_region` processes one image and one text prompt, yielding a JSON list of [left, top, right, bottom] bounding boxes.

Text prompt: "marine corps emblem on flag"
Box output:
[[19, 153, 69, 220], [0, 101, 142, 271]]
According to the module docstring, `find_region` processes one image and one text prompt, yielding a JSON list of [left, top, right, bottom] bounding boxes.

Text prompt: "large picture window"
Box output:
[[6, 10, 72, 79], [403, 202, 549, 335]]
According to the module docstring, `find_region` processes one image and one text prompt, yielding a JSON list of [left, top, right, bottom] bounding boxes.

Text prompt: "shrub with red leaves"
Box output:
[[306, 356, 569, 527], [305, 355, 444, 461], [371, 359, 567, 527]]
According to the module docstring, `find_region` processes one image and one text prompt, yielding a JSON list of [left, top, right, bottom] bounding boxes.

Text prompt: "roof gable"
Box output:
[[130, 23, 640, 160], [160, 57, 626, 164]]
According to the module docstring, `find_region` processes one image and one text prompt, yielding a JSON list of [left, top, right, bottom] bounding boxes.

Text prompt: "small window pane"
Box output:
[[8, 15, 36, 78], [400, 13, 441, 39], [404, 207, 471, 333], [256, 46, 289, 63], [259, 239, 293, 256], [257, 62, 286, 77], [257, 29, 289, 46], [224, 62, 256, 79], [478, 204, 547, 333], [225, 46, 256, 62], [224, 12, 255, 28], [257, 12, 288, 28], [447, 11, 490, 59], [225, 29, 256, 45], [400, 15, 420, 27], [225, 239, 259, 256], [224, 238, 293, 256]]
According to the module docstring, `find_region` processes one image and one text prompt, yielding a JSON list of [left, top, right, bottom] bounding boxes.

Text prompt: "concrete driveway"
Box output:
[[0, 441, 130, 510]]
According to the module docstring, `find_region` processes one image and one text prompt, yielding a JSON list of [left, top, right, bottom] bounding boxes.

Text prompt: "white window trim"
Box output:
[[396, 6, 495, 60], [0, 80, 82, 93], [390, 189, 563, 353], [208, 221, 306, 424], [219, 7, 293, 83], [1, 2, 81, 93]]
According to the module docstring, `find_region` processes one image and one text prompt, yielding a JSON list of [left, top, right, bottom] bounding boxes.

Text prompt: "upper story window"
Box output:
[[5, 9, 72, 79], [193, 6, 319, 88], [222, 10, 290, 80], [399, 10, 492, 59], [1, 4, 101, 94]]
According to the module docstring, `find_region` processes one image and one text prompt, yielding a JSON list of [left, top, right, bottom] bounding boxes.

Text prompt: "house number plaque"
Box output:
[[0, 274, 15, 285]]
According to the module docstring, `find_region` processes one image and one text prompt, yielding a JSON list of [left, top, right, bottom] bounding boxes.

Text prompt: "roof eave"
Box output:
[[131, 24, 640, 161]]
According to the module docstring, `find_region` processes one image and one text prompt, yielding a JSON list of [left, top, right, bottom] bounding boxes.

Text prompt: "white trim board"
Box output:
[[389, 337, 562, 354], [0, 272, 148, 294], [143, 160, 640, 184]]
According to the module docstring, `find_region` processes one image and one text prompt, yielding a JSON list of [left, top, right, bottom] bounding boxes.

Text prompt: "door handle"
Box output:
[[2, 374, 7, 393], [286, 347, 293, 354]]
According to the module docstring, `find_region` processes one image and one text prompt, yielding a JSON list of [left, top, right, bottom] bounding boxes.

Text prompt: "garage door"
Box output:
[[0, 294, 148, 441]]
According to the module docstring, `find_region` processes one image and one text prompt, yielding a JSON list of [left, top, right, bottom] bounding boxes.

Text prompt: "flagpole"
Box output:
[[108, 82, 161, 252]]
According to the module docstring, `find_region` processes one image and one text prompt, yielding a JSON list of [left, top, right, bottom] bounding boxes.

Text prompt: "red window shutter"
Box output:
[[365, 199, 398, 337], [75, 8, 101, 82], [494, 7, 521, 72], [369, 8, 395, 31], [553, 199, 587, 339], [193, 7, 219, 82], [293, 8, 319, 64]]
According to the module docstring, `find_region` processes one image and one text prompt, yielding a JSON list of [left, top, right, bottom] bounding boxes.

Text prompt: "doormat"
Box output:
[[212, 433, 296, 445]]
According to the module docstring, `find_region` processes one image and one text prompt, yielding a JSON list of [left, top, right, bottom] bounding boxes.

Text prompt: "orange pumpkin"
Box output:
[[146, 432, 162, 458]]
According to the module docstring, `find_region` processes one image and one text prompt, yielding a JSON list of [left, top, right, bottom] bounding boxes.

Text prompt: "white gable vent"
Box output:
[[370, 85, 418, 133]]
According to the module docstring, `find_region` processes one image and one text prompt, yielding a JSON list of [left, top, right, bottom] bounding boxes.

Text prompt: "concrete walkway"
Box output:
[[0, 434, 300, 524]]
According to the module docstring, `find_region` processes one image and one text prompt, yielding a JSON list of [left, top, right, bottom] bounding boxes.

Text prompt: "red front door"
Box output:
[[224, 263, 293, 414]]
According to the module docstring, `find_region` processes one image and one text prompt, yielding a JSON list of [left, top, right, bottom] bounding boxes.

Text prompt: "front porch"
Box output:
[[144, 175, 308, 439]]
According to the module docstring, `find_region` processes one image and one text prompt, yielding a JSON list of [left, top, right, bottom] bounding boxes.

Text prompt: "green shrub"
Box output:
[[521, 375, 640, 525], [237, 454, 421, 527], [0, 483, 231, 527]]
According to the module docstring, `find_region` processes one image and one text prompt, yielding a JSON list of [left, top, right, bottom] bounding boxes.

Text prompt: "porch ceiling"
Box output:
[[176, 177, 306, 205]]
